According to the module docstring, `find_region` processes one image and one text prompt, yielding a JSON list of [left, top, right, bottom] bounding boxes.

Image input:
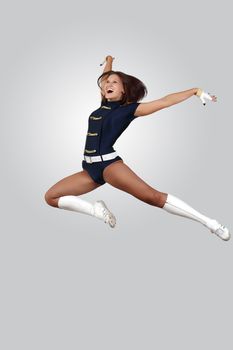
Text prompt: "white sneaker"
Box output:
[[93, 200, 116, 228], [210, 223, 231, 241]]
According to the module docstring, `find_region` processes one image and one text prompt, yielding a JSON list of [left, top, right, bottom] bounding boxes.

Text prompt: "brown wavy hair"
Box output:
[[97, 70, 148, 105]]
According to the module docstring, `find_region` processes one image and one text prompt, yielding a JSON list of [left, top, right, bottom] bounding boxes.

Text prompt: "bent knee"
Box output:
[[44, 191, 59, 208]]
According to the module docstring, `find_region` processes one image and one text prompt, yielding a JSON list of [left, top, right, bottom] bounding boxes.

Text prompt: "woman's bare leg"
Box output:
[[102, 161, 230, 240], [44, 169, 116, 227], [103, 160, 167, 207], [44, 169, 102, 207]]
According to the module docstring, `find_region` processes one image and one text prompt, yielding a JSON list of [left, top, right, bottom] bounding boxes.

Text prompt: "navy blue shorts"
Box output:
[[82, 155, 123, 185]]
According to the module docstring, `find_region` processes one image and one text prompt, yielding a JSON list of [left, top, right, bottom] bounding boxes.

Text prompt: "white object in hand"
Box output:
[[196, 88, 213, 106]]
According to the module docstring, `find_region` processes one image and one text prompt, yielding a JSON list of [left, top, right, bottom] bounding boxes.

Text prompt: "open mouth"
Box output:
[[106, 89, 114, 94]]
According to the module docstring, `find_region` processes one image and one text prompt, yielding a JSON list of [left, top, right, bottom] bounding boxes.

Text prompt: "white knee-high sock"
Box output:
[[162, 193, 220, 231], [58, 195, 95, 217]]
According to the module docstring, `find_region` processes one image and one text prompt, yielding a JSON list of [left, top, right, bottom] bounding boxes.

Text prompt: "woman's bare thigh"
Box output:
[[44, 169, 102, 207], [103, 160, 167, 207]]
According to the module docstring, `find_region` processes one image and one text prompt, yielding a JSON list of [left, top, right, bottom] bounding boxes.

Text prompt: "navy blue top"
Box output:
[[83, 100, 140, 156]]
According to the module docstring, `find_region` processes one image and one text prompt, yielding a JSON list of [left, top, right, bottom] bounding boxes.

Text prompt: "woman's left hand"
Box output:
[[210, 94, 217, 102], [196, 88, 217, 105]]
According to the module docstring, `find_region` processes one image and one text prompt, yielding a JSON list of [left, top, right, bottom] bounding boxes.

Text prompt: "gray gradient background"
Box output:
[[1, 0, 232, 349]]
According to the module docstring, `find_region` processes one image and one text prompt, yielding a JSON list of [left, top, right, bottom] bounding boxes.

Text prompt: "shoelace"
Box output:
[[211, 224, 230, 241], [102, 208, 110, 223], [215, 225, 226, 237]]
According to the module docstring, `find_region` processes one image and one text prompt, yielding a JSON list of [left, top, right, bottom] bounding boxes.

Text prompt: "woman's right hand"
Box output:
[[105, 55, 115, 62], [100, 56, 115, 66]]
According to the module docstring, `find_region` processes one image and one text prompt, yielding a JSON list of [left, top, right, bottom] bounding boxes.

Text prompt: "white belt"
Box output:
[[84, 151, 118, 163]]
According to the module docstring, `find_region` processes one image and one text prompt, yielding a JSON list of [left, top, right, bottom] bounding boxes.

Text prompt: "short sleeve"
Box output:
[[124, 102, 141, 120]]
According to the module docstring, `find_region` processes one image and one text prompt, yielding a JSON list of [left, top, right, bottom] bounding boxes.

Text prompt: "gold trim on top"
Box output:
[[87, 132, 98, 136], [90, 116, 102, 120], [85, 149, 96, 153]]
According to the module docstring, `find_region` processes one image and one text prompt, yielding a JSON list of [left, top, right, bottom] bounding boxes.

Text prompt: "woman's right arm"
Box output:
[[102, 55, 114, 74], [100, 56, 114, 97]]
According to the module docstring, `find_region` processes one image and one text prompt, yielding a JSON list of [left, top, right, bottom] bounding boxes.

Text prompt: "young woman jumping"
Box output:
[[44, 55, 230, 241]]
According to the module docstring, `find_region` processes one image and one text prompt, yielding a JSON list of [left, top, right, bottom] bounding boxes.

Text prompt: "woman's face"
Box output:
[[103, 74, 125, 101]]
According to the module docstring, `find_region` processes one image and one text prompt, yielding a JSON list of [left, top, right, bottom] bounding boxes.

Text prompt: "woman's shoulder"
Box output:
[[121, 101, 139, 107]]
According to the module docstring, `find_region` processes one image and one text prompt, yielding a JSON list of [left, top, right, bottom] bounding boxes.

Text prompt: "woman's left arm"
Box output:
[[134, 88, 217, 117], [163, 88, 217, 107], [163, 88, 199, 107]]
